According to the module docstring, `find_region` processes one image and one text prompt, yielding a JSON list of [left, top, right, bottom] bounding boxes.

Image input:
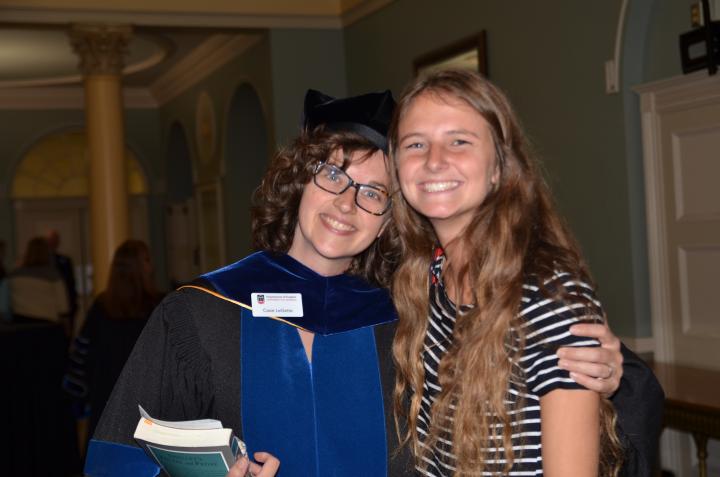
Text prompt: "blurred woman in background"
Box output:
[[64, 239, 163, 452], [9, 236, 69, 324]]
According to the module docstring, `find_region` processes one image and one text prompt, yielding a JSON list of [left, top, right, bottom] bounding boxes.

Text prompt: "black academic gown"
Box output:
[[86, 251, 413, 477], [615, 344, 665, 477]]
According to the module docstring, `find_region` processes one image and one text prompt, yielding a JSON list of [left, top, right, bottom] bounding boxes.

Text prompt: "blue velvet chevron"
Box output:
[[201, 251, 397, 335], [84, 440, 160, 477]]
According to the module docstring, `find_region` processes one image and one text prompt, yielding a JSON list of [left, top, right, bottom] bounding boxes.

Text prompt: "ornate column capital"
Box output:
[[69, 24, 132, 76]]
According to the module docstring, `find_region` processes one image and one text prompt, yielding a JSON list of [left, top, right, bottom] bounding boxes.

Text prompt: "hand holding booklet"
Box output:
[[133, 405, 247, 477]]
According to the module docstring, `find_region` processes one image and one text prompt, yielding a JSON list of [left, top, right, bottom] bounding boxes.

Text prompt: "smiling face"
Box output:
[[288, 148, 390, 276], [395, 92, 499, 245]]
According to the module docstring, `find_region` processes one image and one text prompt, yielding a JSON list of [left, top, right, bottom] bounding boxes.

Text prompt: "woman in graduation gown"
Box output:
[[84, 89, 648, 477], [86, 89, 408, 477]]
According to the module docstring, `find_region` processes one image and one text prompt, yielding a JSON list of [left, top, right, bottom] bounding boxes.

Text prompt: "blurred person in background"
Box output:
[[63, 239, 163, 453], [0, 240, 9, 321], [46, 229, 78, 336], [9, 236, 69, 324], [0, 239, 7, 281]]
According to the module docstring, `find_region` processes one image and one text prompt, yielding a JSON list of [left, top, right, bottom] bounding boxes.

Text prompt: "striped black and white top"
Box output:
[[416, 252, 602, 476]]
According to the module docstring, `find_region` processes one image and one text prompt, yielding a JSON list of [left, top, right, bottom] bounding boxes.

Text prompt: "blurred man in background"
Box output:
[[47, 230, 78, 335]]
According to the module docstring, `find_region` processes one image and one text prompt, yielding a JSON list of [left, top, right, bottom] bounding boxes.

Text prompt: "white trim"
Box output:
[[634, 71, 720, 112], [150, 34, 261, 106], [638, 92, 675, 363], [618, 336, 655, 355], [604, 0, 628, 94], [633, 72, 720, 364], [0, 37, 168, 90], [0, 74, 83, 89], [0, 34, 260, 109], [0, 7, 344, 29], [0, 86, 157, 109]]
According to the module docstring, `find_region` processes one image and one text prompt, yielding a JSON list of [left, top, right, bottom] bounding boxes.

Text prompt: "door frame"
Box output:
[[635, 70, 720, 363], [635, 70, 720, 477]]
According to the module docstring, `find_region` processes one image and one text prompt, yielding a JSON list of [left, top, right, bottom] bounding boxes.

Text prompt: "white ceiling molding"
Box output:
[[0, 86, 158, 110], [340, 0, 393, 27], [150, 34, 261, 106], [0, 7, 344, 29], [122, 40, 170, 76], [0, 34, 259, 110], [0, 74, 83, 89], [0, 42, 168, 89]]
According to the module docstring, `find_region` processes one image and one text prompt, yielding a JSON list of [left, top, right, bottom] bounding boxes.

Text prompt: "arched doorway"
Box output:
[[164, 121, 199, 286], [11, 130, 150, 329], [223, 83, 269, 261]]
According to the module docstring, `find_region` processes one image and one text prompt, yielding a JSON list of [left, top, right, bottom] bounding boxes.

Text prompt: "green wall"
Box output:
[[269, 28, 348, 147], [157, 34, 275, 184], [344, 0, 697, 338], [0, 1, 698, 335], [645, 0, 697, 80], [157, 29, 349, 266], [157, 33, 275, 268]]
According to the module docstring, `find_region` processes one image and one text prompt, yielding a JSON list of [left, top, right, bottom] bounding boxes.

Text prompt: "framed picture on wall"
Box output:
[[413, 31, 488, 77]]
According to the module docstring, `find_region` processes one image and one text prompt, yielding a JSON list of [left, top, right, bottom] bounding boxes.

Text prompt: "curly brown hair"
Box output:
[[251, 126, 400, 287]]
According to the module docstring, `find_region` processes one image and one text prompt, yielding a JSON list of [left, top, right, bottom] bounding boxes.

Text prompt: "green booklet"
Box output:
[[133, 406, 247, 477]]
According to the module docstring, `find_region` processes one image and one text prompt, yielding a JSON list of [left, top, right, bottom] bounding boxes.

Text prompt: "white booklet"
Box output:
[[133, 405, 247, 477]]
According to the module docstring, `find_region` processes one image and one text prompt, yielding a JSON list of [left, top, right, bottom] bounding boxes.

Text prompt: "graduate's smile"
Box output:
[[319, 213, 357, 234]]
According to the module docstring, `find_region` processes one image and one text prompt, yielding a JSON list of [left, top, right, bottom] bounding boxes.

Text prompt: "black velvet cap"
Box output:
[[302, 89, 396, 153]]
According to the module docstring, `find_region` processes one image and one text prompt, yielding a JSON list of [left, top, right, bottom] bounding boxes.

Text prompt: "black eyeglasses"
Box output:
[[312, 162, 392, 216]]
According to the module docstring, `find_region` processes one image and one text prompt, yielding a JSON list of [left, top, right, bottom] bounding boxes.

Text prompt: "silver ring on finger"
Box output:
[[606, 364, 615, 379]]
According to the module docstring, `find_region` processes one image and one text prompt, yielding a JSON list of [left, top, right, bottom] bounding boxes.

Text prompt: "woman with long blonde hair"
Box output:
[[390, 69, 632, 476]]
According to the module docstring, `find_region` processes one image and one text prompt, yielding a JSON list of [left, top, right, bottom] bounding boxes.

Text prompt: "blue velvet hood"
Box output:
[[192, 251, 397, 335]]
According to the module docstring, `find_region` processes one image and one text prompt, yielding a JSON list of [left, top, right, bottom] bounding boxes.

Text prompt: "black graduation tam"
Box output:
[[303, 89, 396, 153]]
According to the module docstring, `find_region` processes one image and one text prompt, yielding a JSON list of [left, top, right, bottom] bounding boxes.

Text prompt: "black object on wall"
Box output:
[[679, 0, 719, 75]]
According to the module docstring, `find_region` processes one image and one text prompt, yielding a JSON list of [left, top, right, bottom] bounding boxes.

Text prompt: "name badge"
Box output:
[[251, 293, 304, 318]]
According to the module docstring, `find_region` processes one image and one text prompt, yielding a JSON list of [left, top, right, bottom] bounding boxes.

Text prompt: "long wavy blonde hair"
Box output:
[[389, 69, 622, 476]]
